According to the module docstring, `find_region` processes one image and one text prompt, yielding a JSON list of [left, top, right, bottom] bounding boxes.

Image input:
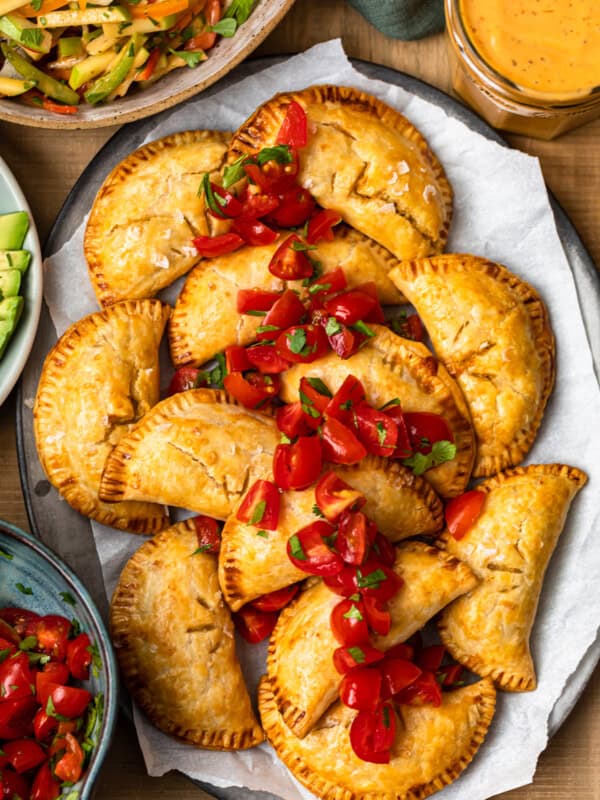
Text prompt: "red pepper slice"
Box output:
[[236, 480, 280, 531], [353, 404, 398, 458], [275, 100, 308, 148], [66, 632, 92, 681], [335, 511, 376, 566], [246, 343, 291, 374], [417, 645, 446, 672], [225, 344, 252, 373], [332, 644, 385, 675], [320, 416, 367, 465], [259, 289, 306, 340], [444, 490, 486, 541], [232, 605, 278, 644], [236, 288, 282, 314], [339, 667, 382, 711], [395, 670, 442, 707], [193, 515, 222, 553], [314, 471, 366, 523], [250, 584, 299, 613], [231, 216, 278, 246], [273, 436, 322, 491], [330, 598, 370, 647], [276, 324, 329, 364], [349, 703, 396, 764], [223, 371, 279, 409], [403, 411, 454, 454], [167, 366, 202, 396], [265, 187, 315, 228], [286, 520, 342, 576], [3, 738, 46, 774], [378, 658, 422, 699], [275, 402, 319, 438], [192, 232, 244, 258], [306, 209, 342, 244], [268, 235, 314, 280], [363, 595, 392, 636]]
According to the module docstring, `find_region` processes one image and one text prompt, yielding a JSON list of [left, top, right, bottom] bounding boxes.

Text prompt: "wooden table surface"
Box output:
[[1, 1, 599, 797]]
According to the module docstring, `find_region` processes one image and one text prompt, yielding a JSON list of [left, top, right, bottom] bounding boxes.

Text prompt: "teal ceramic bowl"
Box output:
[[0, 520, 118, 799]]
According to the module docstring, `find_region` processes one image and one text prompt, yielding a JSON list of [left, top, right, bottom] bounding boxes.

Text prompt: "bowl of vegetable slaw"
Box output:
[[0, 0, 295, 128]]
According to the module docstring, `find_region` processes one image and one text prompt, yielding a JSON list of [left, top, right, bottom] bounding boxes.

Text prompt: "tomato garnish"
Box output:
[[326, 321, 359, 359], [390, 312, 425, 342], [403, 411, 454, 454], [384, 642, 415, 662], [48, 685, 92, 719], [371, 532, 396, 567], [417, 645, 446, 672], [314, 471, 366, 523], [362, 596, 391, 636], [53, 733, 84, 783], [232, 605, 278, 644], [0, 766, 30, 800], [0, 608, 40, 638], [32, 708, 58, 742], [276, 324, 329, 364], [192, 232, 244, 258], [236, 480, 280, 531], [320, 416, 367, 465], [395, 670, 442, 707], [250, 584, 300, 613], [35, 662, 69, 708], [298, 376, 332, 414], [349, 702, 396, 764], [223, 371, 279, 409], [330, 598, 370, 647], [236, 288, 281, 315], [444, 490, 486, 540], [438, 663, 464, 687], [335, 511, 376, 566], [0, 653, 34, 703], [332, 644, 385, 675], [257, 289, 306, 340], [286, 520, 342, 576], [231, 216, 278, 246], [3, 738, 46, 774], [202, 177, 243, 220], [246, 343, 290, 374], [307, 268, 348, 301], [383, 403, 412, 458], [66, 633, 92, 681], [339, 667, 382, 711], [29, 615, 71, 662], [324, 375, 366, 426], [353, 404, 398, 458], [378, 658, 422, 699], [322, 564, 359, 596], [265, 187, 315, 228], [324, 289, 382, 326], [275, 100, 308, 148], [268, 235, 314, 280], [225, 344, 252, 373], [167, 366, 202, 396], [0, 696, 37, 740], [306, 209, 342, 244], [275, 402, 319, 438], [273, 436, 322, 491], [30, 761, 61, 800], [355, 560, 403, 603], [238, 187, 280, 219], [193, 515, 222, 553]]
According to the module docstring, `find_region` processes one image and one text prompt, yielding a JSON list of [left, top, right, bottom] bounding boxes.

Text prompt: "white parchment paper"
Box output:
[[42, 40, 600, 800]]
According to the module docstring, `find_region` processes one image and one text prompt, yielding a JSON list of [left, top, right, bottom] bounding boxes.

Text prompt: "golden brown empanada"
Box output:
[[219, 456, 444, 611], [34, 299, 170, 533], [389, 255, 555, 477], [85, 130, 230, 307], [98, 388, 278, 519], [111, 519, 263, 749], [438, 464, 587, 691], [169, 225, 406, 368], [259, 675, 496, 800], [268, 542, 478, 738], [228, 86, 453, 262], [280, 325, 475, 498]]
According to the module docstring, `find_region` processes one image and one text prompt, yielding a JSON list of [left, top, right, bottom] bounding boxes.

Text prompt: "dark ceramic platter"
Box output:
[[16, 57, 600, 800]]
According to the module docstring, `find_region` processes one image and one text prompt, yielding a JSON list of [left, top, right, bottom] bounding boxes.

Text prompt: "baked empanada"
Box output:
[[268, 542, 478, 738], [389, 255, 555, 477], [219, 456, 444, 611], [169, 225, 406, 368], [34, 299, 170, 533], [280, 325, 475, 498], [259, 675, 496, 800], [438, 464, 587, 691], [98, 388, 278, 519], [85, 130, 230, 307], [228, 86, 453, 261], [111, 519, 263, 749]]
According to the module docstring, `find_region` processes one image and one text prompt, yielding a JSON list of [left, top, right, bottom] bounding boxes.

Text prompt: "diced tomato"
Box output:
[[324, 376, 367, 426], [327, 323, 359, 359], [395, 670, 442, 707], [339, 667, 382, 711], [1, 766, 30, 799], [314, 471, 366, 523], [275, 402, 319, 438], [29, 762, 60, 800], [246, 343, 290, 374], [167, 366, 202, 396], [225, 345, 252, 373], [232, 605, 278, 644], [268, 235, 314, 280], [52, 733, 83, 784], [192, 232, 244, 258], [273, 436, 322, 491], [349, 703, 396, 764], [418, 645, 446, 672], [258, 288, 305, 337], [363, 596, 391, 636], [32, 709, 57, 743], [335, 511, 375, 566], [259, 148, 300, 192], [236, 288, 281, 314], [324, 289, 380, 326], [437, 663, 464, 687], [223, 371, 279, 408], [0, 696, 37, 740], [306, 209, 342, 244], [298, 376, 332, 414], [379, 658, 422, 699], [445, 490, 486, 541], [391, 312, 425, 342], [353, 404, 398, 458], [403, 412, 454, 454], [0, 609, 40, 639], [3, 738, 46, 774], [322, 564, 359, 597], [330, 598, 370, 647], [307, 268, 348, 301], [238, 187, 280, 220], [193, 515, 222, 553], [35, 663, 69, 708], [276, 324, 329, 364], [236, 480, 280, 531], [30, 616, 71, 662], [66, 633, 92, 681], [265, 187, 315, 228], [383, 403, 412, 458], [48, 685, 92, 719], [384, 642, 415, 662], [355, 560, 403, 603], [0, 653, 34, 703], [371, 532, 396, 567], [286, 520, 342, 576], [275, 100, 308, 148], [332, 644, 385, 675], [231, 216, 278, 246], [0, 636, 16, 654], [206, 183, 243, 219], [250, 584, 300, 613], [320, 416, 367, 465]]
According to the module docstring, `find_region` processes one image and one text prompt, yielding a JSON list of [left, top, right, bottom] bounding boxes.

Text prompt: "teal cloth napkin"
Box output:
[[347, 0, 445, 40]]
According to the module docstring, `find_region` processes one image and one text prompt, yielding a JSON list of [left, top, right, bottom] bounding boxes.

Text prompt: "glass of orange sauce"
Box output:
[[445, 0, 600, 139]]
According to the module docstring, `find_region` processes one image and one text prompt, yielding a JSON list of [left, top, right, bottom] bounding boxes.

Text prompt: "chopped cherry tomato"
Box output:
[[323, 564, 359, 597], [339, 667, 382, 711], [236, 288, 281, 314], [36, 662, 69, 708], [437, 663, 464, 687], [307, 268, 348, 300], [53, 733, 84, 783], [236, 480, 280, 531], [66, 633, 92, 681], [383, 403, 412, 458], [320, 416, 367, 465], [353, 404, 398, 457], [3, 738, 46, 774], [384, 642, 415, 662], [324, 289, 380, 326], [276, 324, 329, 364], [314, 471, 366, 522], [0, 636, 16, 654], [225, 345, 252, 373], [275, 402, 319, 438], [298, 376, 331, 414], [205, 182, 243, 219], [250, 584, 300, 613], [192, 232, 244, 258], [349, 703, 396, 764], [29, 762, 60, 800], [363, 596, 391, 636], [0, 609, 40, 638], [167, 366, 202, 396], [29, 616, 71, 662], [268, 235, 314, 280], [32, 709, 57, 743], [0, 696, 37, 740], [273, 436, 322, 491], [275, 100, 308, 148], [371, 532, 396, 567], [445, 490, 486, 541], [259, 289, 306, 340], [0, 653, 34, 703], [418, 645, 446, 672], [390, 312, 425, 342], [327, 323, 359, 359], [48, 685, 92, 719], [265, 187, 315, 228], [223, 371, 279, 408], [246, 344, 290, 374], [231, 216, 278, 246], [306, 209, 342, 244], [403, 412, 454, 454], [286, 520, 342, 577], [355, 560, 403, 603], [395, 670, 442, 707], [1, 766, 30, 799], [335, 511, 375, 566], [193, 516, 222, 553], [332, 644, 385, 675], [232, 605, 278, 644], [238, 187, 280, 219], [324, 375, 366, 426], [379, 658, 422, 699], [260, 148, 300, 191], [330, 598, 370, 647]]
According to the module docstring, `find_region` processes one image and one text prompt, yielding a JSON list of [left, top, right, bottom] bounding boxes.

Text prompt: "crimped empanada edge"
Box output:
[[258, 675, 496, 800]]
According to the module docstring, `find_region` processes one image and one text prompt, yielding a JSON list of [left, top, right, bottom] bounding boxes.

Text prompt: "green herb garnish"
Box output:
[[15, 583, 33, 595], [402, 440, 456, 476], [288, 534, 307, 561], [60, 591, 77, 606]]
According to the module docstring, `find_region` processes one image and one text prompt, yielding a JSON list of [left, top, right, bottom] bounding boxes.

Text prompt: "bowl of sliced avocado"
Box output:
[[0, 154, 42, 406]]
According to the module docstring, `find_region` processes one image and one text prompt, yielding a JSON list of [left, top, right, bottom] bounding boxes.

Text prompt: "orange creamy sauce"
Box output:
[[459, 0, 600, 98]]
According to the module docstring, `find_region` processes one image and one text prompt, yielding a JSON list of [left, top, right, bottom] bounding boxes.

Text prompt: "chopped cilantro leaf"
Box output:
[[382, 704, 391, 728], [223, 0, 255, 24], [289, 534, 307, 561], [290, 240, 317, 252], [305, 377, 332, 397], [256, 530, 269, 538], [342, 604, 363, 621], [249, 500, 266, 525], [312, 504, 325, 518], [256, 144, 292, 165], [0, 547, 13, 561], [18, 636, 37, 651], [192, 545, 212, 555], [244, 309, 267, 316], [402, 440, 456, 476], [376, 422, 387, 446], [308, 282, 330, 295], [222, 154, 250, 188], [210, 17, 237, 36], [15, 583, 33, 595], [347, 646, 365, 664], [380, 397, 401, 410], [280, 432, 292, 444], [325, 317, 342, 336], [256, 324, 280, 334], [352, 320, 375, 338], [286, 327, 307, 355], [60, 591, 77, 606], [356, 568, 387, 590]]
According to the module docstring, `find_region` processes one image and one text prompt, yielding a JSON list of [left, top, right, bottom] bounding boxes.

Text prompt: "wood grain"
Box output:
[[0, 0, 599, 798]]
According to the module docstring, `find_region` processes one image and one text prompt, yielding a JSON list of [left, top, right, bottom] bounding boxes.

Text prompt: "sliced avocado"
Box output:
[[1, 43, 80, 106], [69, 51, 115, 91], [0, 212, 29, 250], [0, 269, 21, 299], [0, 295, 24, 359], [0, 14, 53, 54], [84, 35, 139, 105], [0, 250, 31, 272]]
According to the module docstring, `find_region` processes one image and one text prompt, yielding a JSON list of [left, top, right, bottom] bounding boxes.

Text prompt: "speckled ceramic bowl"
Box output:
[[0, 520, 118, 799], [0, 0, 295, 129]]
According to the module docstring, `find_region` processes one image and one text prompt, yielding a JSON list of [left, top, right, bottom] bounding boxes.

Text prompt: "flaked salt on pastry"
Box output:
[[111, 519, 263, 749], [438, 464, 587, 691], [34, 299, 170, 533]]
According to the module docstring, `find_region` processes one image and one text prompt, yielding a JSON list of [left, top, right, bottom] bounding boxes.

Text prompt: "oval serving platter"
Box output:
[[16, 57, 600, 800]]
